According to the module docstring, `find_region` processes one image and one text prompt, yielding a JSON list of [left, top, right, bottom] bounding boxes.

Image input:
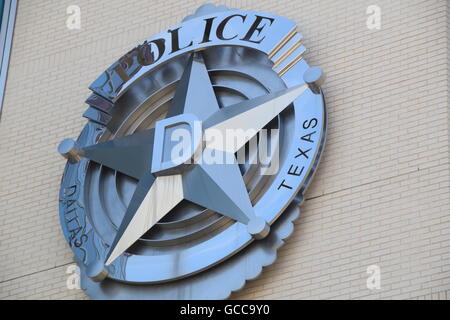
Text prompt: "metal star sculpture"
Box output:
[[59, 53, 308, 266]]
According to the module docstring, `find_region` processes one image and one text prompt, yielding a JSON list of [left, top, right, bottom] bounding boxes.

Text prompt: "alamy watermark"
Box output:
[[66, 264, 81, 290], [165, 124, 280, 175], [66, 5, 81, 30], [366, 265, 381, 290], [366, 5, 381, 30]]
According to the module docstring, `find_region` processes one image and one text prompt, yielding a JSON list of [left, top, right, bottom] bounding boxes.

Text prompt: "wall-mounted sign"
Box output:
[[57, 3, 326, 299]]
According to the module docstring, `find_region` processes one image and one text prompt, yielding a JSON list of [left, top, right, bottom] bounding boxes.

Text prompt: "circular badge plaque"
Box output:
[[58, 4, 326, 299]]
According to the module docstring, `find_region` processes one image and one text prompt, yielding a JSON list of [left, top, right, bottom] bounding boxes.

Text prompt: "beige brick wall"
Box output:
[[0, 0, 449, 299]]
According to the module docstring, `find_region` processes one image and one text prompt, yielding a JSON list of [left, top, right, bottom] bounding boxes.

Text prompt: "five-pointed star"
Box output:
[[81, 53, 308, 265]]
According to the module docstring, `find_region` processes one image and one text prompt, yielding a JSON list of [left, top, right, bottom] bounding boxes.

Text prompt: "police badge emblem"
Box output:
[[58, 3, 326, 299]]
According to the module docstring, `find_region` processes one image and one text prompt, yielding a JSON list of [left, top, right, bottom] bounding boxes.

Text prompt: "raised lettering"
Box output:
[[241, 15, 274, 44], [169, 27, 193, 53], [217, 14, 247, 41]]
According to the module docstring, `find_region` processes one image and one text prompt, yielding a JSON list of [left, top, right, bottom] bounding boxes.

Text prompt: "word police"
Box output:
[[125, 14, 274, 67], [93, 12, 277, 99]]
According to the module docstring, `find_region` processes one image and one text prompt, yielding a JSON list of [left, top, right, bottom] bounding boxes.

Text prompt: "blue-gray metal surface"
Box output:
[[0, 0, 17, 118]]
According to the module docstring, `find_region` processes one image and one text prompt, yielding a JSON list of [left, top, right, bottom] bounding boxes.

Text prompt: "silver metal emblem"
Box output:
[[58, 3, 327, 299]]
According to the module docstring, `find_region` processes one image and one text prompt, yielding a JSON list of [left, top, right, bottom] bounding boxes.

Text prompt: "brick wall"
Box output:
[[0, 0, 449, 299]]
